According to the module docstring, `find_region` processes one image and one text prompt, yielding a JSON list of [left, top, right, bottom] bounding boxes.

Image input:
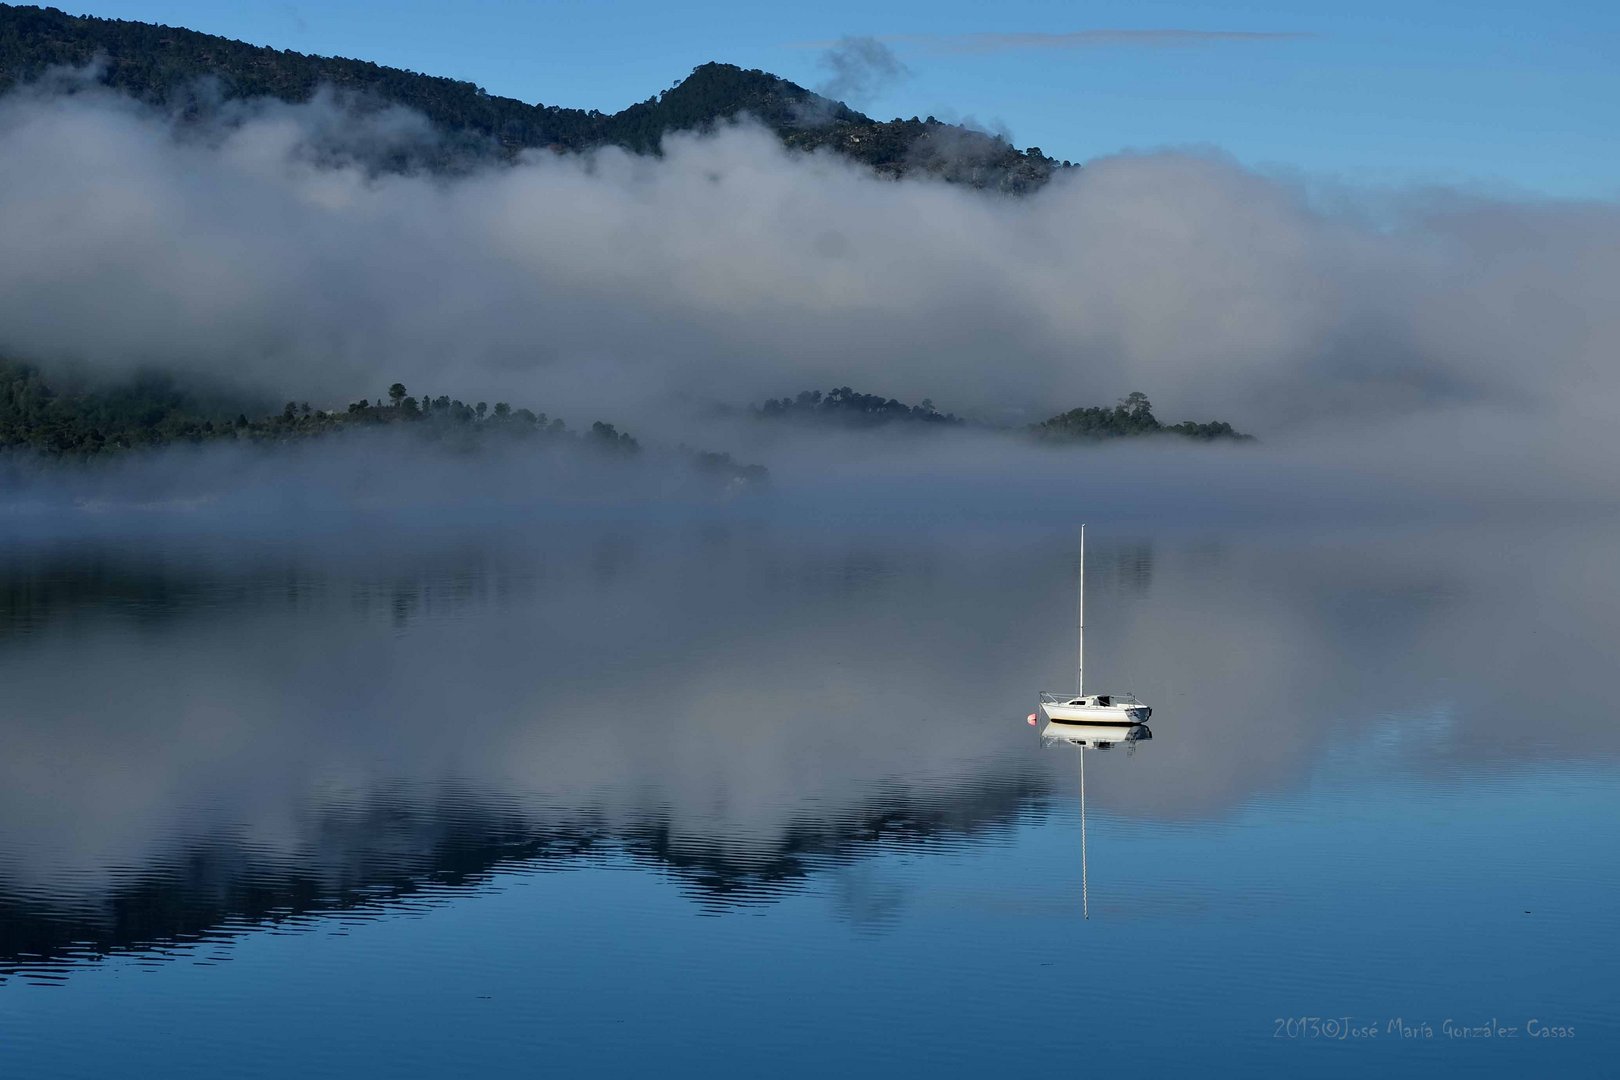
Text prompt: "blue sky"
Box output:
[[63, 0, 1620, 198]]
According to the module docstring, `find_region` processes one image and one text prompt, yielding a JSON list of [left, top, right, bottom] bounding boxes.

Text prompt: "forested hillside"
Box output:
[[0, 358, 768, 486], [0, 4, 1064, 190], [1032, 392, 1252, 442], [746, 387, 1250, 441]]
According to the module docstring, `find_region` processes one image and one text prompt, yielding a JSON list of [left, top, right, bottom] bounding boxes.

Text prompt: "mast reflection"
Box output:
[[1037, 720, 1154, 918]]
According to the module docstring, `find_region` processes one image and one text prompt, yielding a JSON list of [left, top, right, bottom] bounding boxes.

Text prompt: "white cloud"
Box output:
[[0, 77, 1617, 507]]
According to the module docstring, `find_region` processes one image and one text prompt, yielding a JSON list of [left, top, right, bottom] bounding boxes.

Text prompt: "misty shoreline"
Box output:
[[0, 60, 1614, 533]]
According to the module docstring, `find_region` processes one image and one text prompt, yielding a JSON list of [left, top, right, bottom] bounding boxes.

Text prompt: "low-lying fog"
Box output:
[[0, 70, 1618, 520]]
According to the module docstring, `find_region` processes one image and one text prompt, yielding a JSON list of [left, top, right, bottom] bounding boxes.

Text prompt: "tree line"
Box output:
[[751, 386, 1251, 442], [755, 387, 963, 427], [0, 359, 767, 486], [1029, 391, 1252, 442]]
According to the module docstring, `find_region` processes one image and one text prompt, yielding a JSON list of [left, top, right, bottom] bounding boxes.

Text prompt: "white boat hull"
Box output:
[[1041, 701, 1151, 725]]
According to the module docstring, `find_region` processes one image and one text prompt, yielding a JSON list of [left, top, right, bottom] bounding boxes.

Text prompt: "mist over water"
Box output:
[[0, 517, 1615, 1075], [0, 521, 1614, 920], [2, 69, 1618, 1080]]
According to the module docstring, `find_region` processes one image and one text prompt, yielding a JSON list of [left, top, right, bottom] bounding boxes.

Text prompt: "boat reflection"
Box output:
[[1039, 720, 1153, 752], [1035, 720, 1154, 918]]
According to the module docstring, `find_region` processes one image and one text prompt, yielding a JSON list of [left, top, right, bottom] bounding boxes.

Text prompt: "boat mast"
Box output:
[[1076, 525, 1086, 696]]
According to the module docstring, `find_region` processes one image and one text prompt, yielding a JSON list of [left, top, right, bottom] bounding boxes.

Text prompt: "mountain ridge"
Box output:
[[0, 4, 1065, 191]]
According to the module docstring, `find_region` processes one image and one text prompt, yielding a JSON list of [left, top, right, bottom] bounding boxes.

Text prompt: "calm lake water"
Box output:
[[0, 516, 1614, 1077]]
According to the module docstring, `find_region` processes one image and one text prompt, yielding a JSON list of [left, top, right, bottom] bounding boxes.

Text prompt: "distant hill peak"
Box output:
[[0, 3, 1067, 191]]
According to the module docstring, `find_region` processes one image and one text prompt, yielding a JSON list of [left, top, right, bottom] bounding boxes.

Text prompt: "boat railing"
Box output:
[[1039, 690, 1144, 705]]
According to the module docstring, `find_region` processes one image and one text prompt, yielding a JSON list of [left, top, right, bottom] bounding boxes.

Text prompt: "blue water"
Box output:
[[0, 522, 1613, 1076]]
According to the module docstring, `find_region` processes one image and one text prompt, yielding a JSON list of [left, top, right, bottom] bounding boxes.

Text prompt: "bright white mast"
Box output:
[[1076, 525, 1086, 695]]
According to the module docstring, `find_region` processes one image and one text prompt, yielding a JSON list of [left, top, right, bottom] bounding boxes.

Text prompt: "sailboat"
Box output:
[[1039, 525, 1152, 725]]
